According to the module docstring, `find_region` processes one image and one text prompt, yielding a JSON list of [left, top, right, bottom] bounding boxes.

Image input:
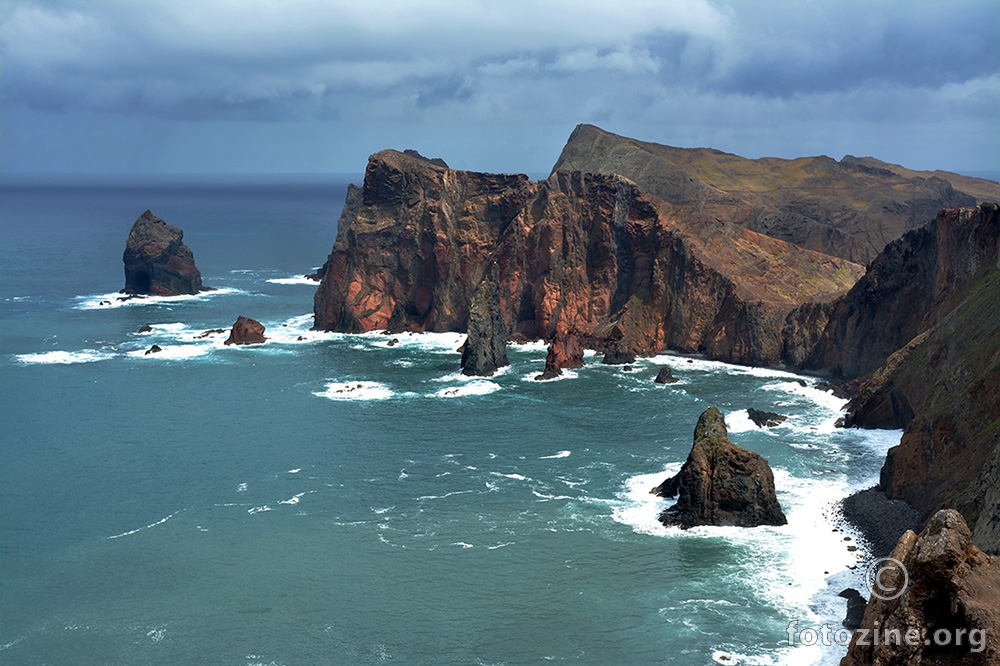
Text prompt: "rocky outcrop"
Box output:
[[601, 342, 636, 365], [553, 124, 998, 264], [123, 210, 204, 295], [535, 331, 584, 380], [806, 204, 1000, 553], [747, 408, 787, 428], [460, 263, 508, 376], [224, 316, 266, 345], [839, 588, 867, 630], [841, 510, 1000, 666], [654, 407, 787, 528], [654, 366, 678, 384], [313, 147, 862, 367]]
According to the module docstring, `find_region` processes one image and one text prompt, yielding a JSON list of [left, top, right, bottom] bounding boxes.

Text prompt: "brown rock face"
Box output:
[[313, 149, 862, 367], [123, 210, 204, 296], [806, 204, 1000, 553], [786, 204, 1000, 381], [224, 316, 266, 346], [553, 124, 997, 264], [841, 510, 1000, 666], [654, 406, 787, 528], [535, 331, 584, 380]]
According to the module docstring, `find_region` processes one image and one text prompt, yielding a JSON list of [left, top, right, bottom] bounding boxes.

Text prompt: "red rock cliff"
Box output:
[[313, 151, 862, 366]]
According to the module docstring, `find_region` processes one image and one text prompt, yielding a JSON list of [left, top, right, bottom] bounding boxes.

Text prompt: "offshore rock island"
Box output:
[[123, 210, 205, 296], [313, 125, 1000, 555]]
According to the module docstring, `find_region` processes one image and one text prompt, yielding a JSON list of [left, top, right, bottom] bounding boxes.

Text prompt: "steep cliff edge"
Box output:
[[802, 203, 999, 553], [314, 150, 862, 366], [785, 203, 1000, 381], [553, 124, 998, 264]]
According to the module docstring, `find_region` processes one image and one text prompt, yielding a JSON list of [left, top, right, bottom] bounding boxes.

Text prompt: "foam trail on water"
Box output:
[[108, 510, 183, 539], [15, 349, 113, 365], [427, 381, 501, 398], [74, 287, 241, 310], [314, 381, 395, 401], [265, 275, 319, 285], [540, 450, 571, 459]]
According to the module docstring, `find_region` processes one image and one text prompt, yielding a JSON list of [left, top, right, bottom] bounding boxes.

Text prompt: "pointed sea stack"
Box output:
[[655, 406, 786, 528], [460, 263, 508, 376], [123, 210, 204, 295]]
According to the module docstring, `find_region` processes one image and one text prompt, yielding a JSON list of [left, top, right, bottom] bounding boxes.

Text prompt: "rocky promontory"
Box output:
[[841, 510, 1000, 666], [123, 210, 204, 295], [654, 406, 787, 528], [313, 145, 862, 367]]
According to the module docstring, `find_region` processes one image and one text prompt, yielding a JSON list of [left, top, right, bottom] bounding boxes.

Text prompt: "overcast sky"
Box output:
[[1, 0, 997, 176]]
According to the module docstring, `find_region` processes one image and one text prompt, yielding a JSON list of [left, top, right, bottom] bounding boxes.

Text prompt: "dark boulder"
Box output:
[[224, 316, 266, 346], [138, 324, 153, 333], [460, 263, 508, 376], [747, 408, 787, 427], [656, 406, 787, 528], [838, 588, 866, 630], [144, 344, 162, 355], [123, 210, 204, 296], [654, 366, 679, 384], [602, 342, 635, 365]]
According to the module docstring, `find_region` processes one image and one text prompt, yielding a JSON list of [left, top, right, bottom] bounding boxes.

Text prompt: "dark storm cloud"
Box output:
[[1, 0, 996, 173]]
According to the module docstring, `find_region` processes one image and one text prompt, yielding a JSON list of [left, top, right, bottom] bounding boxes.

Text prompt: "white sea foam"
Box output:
[[279, 493, 306, 505], [74, 287, 241, 310], [354, 330, 466, 353], [539, 450, 571, 459], [16, 349, 113, 365], [450, 542, 474, 548], [519, 368, 580, 382], [609, 464, 681, 537], [127, 345, 211, 360], [509, 339, 548, 351], [288, 468, 301, 474], [314, 381, 395, 401], [491, 472, 528, 481], [265, 275, 319, 285], [427, 381, 501, 398], [248, 505, 272, 514], [108, 510, 183, 539]]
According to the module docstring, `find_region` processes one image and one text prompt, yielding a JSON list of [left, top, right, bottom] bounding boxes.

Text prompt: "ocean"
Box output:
[[0, 177, 901, 665]]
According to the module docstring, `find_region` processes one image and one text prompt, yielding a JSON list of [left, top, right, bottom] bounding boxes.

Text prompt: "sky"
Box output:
[[1, 0, 998, 177]]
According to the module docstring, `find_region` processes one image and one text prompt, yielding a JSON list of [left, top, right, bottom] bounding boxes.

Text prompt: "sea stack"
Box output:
[[654, 406, 787, 528], [123, 210, 204, 296], [224, 316, 266, 345], [535, 331, 584, 380], [460, 263, 508, 377]]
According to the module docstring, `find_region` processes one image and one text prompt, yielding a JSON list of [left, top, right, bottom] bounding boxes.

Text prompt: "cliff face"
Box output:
[[314, 151, 862, 366], [553, 124, 998, 264], [123, 210, 204, 295], [815, 204, 1000, 553], [785, 204, 1000, 380], [841, 510, 1000, 666]]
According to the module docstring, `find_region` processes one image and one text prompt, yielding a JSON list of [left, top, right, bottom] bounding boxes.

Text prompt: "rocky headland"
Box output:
[[841, 510, 1000, 666], [123, 210, 204, 296], [311, 125, 1000, 556], [653, 406, 787, 528]]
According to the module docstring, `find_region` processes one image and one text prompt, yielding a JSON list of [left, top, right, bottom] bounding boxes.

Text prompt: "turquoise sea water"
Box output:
[[0, 178, 901, 665]]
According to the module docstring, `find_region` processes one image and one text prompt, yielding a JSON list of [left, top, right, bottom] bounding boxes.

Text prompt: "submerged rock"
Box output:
[[123, 210, 204, 296], [144, 345, 162, 355], [655, 407, 787, 528], [460, 263, 508, 376], [224, 316, 266, 346]]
